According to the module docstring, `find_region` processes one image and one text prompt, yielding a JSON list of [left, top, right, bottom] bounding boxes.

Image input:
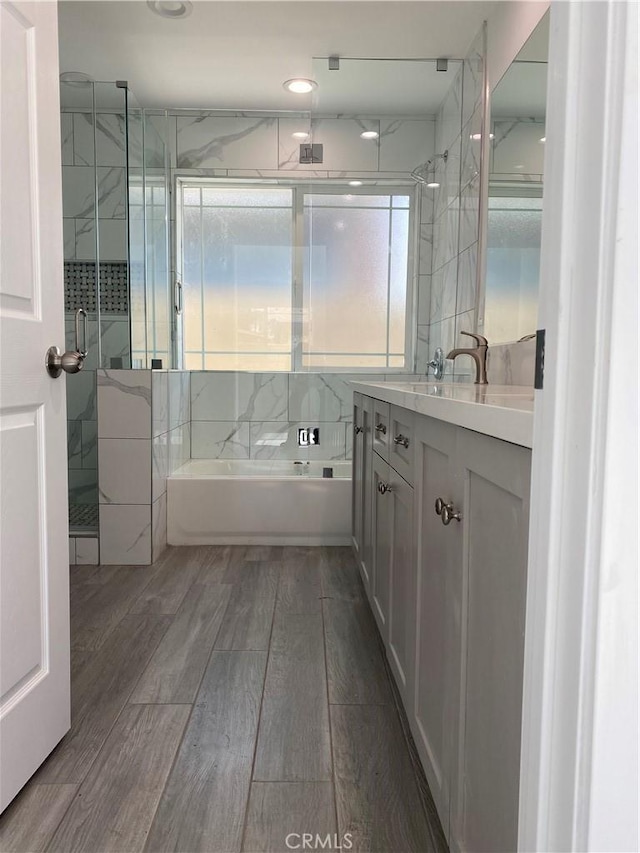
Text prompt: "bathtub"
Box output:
[[167, 459, 352, 546]]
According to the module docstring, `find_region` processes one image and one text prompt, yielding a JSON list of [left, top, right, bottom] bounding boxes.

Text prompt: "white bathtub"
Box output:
[[167, 459, 352, 546]]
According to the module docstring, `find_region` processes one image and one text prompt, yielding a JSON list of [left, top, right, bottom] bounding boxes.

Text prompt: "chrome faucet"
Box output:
[[447, 331, 489, 384], [426, 347, 445, 380]]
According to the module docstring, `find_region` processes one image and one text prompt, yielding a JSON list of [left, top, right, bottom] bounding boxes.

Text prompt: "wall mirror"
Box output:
[[481, 11, 549, 345]]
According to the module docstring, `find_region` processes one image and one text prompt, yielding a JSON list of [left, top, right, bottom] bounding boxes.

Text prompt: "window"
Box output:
[[178, 181, 413, 371]]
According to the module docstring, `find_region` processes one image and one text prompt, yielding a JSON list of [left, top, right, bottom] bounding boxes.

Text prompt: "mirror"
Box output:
[[482, 12, 549, 344]]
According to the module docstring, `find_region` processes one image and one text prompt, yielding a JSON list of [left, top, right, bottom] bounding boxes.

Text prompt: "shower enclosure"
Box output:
[[60, 80, 170, 536]]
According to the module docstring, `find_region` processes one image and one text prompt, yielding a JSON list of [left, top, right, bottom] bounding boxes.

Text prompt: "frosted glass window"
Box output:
[[305, 193, 392, 208], [181, 187, 293, 370], [179, 183, 412, 370], [303, 193, 409, 367], [484, 197, 542, 343]]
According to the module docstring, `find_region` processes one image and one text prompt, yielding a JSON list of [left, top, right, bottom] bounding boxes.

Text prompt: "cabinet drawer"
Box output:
[[372, 400, 390, 461], [389, 405, 415, 485]]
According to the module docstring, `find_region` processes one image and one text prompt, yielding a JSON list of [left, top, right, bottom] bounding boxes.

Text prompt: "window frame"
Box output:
[[175, 176, 418, 373]]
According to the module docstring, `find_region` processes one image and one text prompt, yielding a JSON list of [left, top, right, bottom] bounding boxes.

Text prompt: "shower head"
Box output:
[[410, 149, 448, 187]]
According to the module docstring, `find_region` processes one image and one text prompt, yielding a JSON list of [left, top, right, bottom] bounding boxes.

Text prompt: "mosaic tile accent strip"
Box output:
[[69, 503, 99, 531], [64, 261, 129, 314]]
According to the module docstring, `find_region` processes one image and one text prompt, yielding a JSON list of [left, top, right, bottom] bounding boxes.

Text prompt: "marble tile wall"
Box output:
[[97, 370, 153, 564], [486, 338, 536, 386], [166, 112, 436, 177], [418, 26, 487, 381], [61, 111, 128, 263], [190, 372, 423, 461], [96, 368, 190, 564], [491, 118, 546, 180], [152, 370, 191, 559], [62, 109, 132, 523], [153, 108, 437, 380], [68, 537, 100, 566]]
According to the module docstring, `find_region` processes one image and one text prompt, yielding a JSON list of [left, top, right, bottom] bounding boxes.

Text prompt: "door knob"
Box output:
[[354, 425, 363, 434], [378, 481, 393, 494], [46, 308, 89, 378], [375, 423, 387, 435]]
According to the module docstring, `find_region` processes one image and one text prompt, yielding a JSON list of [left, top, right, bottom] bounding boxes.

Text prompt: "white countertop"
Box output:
[[351, 381, 535, 449]]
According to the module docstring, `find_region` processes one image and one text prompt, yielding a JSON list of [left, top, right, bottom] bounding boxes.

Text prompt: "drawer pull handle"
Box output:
[[354, 425, 363, 434], [435, 497, 462, 525], [378, 481, 393, 495], [375, 423, 387, 435], [393, 434, 410, 448]]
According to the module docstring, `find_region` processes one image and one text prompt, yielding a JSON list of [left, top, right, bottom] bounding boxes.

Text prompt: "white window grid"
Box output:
[[175, 177, 418, 373]]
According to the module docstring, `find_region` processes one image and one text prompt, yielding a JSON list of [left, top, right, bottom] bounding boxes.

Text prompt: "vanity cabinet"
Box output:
[[449, 428, 530, 853], [413, 416, 460, 828], [352, 393, 365, 557], [352, 394, 532, 853], [352, 393, 374, 592]]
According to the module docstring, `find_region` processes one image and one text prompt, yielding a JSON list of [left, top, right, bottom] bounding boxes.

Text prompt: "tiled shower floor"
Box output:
[[69, 503, 99, 532]]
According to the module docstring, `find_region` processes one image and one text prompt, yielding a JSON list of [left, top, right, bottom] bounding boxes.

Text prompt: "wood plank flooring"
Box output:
[[0, 545, 447, 853]]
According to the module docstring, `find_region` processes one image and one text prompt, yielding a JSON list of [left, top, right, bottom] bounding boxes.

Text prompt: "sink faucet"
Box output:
[[426, 347, 445, 380], [447, 331, 489, 384]]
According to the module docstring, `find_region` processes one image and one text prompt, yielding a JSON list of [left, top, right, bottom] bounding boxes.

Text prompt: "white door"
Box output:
[[0, 0, 70, 812]]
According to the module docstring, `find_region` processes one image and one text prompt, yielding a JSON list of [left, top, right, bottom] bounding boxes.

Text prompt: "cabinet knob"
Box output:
[[442, 504, 462, 525], [354, 425, 363, 434], [435, 497, 461, 524], [378, 481, 393, 495], [375, 423, 387, 435], [393, 433, 410, 448]]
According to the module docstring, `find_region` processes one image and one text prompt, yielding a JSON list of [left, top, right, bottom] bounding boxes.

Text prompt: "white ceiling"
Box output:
[[311, 58, 462, 116], [58, 1, 498, 112]]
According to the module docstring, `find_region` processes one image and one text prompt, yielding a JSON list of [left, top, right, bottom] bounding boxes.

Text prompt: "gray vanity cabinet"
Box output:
[[370, 443, 417, 710], [352, 394, 374, 593], [386, 468, 415, 706], [351, 393, 365, 557], [371, 450, 393, 634], [352, 392, 532, 853], [412, 415, 460, 834], [448, 428, 531, 853]]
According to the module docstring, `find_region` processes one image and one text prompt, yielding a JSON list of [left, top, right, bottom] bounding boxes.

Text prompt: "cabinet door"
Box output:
[[360, 396, 374, 593], [387, 472, 415, 707], [412, 416, 460, 836], [371, 451, 392, 638], [352, 393, 364, 555], [450, 430, 531, 853]]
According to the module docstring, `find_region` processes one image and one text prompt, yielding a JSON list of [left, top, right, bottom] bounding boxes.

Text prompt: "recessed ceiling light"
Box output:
[[147, 1, 192, 18], [360, 130, 379, 140], [348, 180, 363, 186], [427, 181, 440, 189], [59, 71, 93, 87], [292, 131, 310, 140], [539, 136, 546, 142], [283, 79, 317, 94]]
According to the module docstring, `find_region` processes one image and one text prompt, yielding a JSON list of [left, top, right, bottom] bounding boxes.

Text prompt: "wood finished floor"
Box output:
[[0, 546, 448, 853]]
